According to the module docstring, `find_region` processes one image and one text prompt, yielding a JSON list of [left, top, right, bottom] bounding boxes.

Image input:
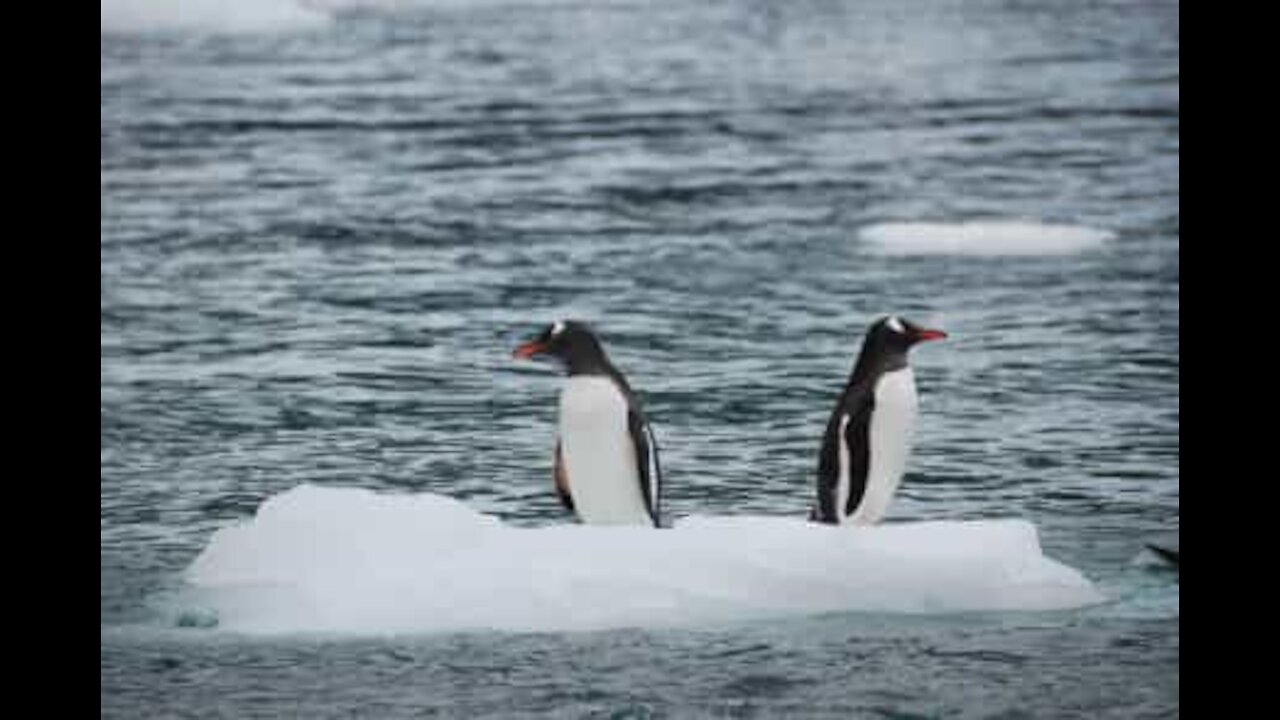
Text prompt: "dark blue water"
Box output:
[[101, 0, 1178, 716]]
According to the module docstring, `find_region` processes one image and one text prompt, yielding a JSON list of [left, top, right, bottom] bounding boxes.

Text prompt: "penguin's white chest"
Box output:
[[846, 366, 918, 525], [558, 376, 649, 525]]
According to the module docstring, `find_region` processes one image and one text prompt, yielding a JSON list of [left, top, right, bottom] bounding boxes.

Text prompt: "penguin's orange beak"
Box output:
[[513, 340, 546, 359], [914, 328, 948, 342]]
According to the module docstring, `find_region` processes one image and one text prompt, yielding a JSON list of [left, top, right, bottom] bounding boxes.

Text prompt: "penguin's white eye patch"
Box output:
[[886, 316, 904, 333], [551, 321, 566, 337]]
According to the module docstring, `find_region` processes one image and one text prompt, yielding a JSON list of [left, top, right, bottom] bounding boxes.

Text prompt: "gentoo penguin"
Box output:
[[513, 320, 663, 527], [811, 315, 947, 525]]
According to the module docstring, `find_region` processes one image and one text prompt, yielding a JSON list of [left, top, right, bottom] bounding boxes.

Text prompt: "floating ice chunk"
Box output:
[[101, 0, 329, 34], [182, 484, 1103, 635], [860, 221, 1114, 256]]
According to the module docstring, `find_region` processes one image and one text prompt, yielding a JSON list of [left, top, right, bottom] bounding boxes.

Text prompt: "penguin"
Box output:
[[513, 320, 663, 527], [811, 315, 947, 525]]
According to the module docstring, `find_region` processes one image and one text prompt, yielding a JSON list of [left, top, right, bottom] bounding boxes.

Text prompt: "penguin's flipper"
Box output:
[[554, 439, 575, 514], [840, 399, 873, 518], [627, 409, 662, 527], [814, 385, 874, 523], [814, 417, 841, 524]]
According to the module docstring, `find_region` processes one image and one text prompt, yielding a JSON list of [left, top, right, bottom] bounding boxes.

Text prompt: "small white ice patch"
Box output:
[[102, 0, 329, 33], [859, 221, 1114, 257], [181, 484, 1104, 635]]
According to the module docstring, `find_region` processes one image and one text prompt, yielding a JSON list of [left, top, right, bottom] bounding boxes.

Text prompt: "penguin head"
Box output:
[[865, 315, 948, 354], [512, 320, 609, 373]]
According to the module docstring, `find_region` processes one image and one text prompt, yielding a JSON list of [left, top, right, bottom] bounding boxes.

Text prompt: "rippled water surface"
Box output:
[[102, 0, 1178, 716]]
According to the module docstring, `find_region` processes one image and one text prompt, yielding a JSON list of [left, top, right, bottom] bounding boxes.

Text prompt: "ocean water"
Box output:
[[100, 0, 1179, 716]]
